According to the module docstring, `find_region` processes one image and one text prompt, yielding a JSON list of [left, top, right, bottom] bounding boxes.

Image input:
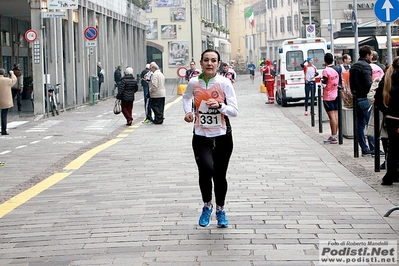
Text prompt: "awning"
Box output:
[[331, 37, 368, 50], [359, 36, 399, 49]]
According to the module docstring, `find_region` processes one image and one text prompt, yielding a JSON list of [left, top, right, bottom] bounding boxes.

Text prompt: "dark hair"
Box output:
[[221, 62, 229, 67], [200, 49, 220, 62], [0, 68, 4, 75], [324, 53, 334, 65], [359, 45, 372, 59]]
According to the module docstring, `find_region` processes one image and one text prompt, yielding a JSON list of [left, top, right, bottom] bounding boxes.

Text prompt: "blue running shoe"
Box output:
[[216, 209, 228, 228], [199, 206, 213, 227]]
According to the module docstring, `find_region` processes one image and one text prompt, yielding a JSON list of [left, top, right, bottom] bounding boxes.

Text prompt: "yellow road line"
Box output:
[[0, 173, 71, 219], [64, 138, 122, 170], [0, 96, 183, 219]]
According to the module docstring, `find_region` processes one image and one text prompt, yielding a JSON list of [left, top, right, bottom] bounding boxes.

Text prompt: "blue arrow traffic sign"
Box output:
[[374, 0, 399, 23]]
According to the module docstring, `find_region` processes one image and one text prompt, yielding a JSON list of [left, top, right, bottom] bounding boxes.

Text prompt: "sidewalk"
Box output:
[[0, 74, 398, 265]]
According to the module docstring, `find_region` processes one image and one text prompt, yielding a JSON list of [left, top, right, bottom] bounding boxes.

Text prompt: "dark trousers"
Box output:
[[12, 90, 22, 109], [192, 133, 233, 207], [383, 118, 399, 183], [150, 97, 165, 124], [121, 100, 133, 122], [356, 98, 374, 153], [304, 81, 315, 111], [1, 109, 9, 134]]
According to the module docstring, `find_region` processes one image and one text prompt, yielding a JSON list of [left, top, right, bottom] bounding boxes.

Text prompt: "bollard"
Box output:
[[353, 95, 359, 157], [310, 82, 315, 127], [260, 83, 266, 93], [318, 85, 323, 133], [338, 86, 343, 145], [374, 105, 380, 172], [177, 84, 187, 95]]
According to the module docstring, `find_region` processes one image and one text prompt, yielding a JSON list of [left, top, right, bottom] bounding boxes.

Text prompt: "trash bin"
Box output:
[[90, 76, 99, 105]]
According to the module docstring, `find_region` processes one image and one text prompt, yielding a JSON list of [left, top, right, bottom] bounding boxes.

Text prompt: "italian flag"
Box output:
[[245, 6, 254, 28]]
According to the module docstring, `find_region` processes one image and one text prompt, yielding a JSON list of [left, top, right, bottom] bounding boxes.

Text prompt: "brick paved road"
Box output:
[[0, 74, 398, 265]]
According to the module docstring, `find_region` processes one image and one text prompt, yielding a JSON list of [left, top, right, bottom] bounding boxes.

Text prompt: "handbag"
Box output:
[[113, 99, 121, 115]]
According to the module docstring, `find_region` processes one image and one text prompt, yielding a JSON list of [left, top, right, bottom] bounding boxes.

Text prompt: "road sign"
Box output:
[[374, 0, 399, 23], [86, 41, 97, 47], [306, 25, 315, 38], [48, 0, 78, 9], [177, 67, 187, 78], [25, 29, 38, 43], [351, 11, 357, 33], [84, 26, 98, 41], [41, 12, 67, 19]]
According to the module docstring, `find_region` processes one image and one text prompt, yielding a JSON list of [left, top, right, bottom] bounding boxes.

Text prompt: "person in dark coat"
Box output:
[[374, 56, 399, 185], [116, 67, 138, 126], [97, 62, 104, 99], [114, 65, 122, 91], [349, 45, 374, 156]]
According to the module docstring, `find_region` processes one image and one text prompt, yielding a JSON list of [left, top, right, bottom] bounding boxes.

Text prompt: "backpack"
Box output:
[[271, 68, 276, 77]]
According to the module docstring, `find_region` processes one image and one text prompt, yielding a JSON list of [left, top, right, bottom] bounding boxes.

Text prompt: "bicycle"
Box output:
[[46, 83, 61, 116]]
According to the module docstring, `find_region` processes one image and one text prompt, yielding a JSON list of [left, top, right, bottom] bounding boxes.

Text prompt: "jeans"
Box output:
[[356, 98, 374, 153], [1, 109, 9, 134], [304, 81, 315, 111], [192, 133, 233, 207], [142, 84, 152, 120], [12, 89, 22, 109]]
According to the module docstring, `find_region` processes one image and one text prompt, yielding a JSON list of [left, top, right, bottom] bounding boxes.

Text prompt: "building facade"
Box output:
[[144, 0, 233, 80], [0, 0, 146, 116]]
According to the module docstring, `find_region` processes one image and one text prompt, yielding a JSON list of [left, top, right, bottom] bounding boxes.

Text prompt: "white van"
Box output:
[[275, 38, 328, 107]]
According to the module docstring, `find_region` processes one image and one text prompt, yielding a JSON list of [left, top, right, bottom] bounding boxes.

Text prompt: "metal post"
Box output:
[[338, 86, 343, 144], [318, 85, 323, 133], [311, 82, 315, 127], [374, 105, 380, 172], [353, 95, 359, 157], [386, 23, 393, 64], [353, 0, 358, 63]]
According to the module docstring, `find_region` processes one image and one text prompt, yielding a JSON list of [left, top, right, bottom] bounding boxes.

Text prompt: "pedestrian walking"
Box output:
[[219, 62, 236, 84], [303, 57, 318, 116], [114, 65, 122, 91], [247, 61, 256, 83], [185, 61, 201, 83], [321, 53, 339, 144], [349, 45, 375, 156], [11, 64, 24, 112], [182, 48, 239, 228], [149, 63, 166, 124], [260, 59, 275, 104], [374, 56, 399, 185], [116, 67, 138, 126], [140, 64, 152, 124], [97, 62, 104, 99], [0, 68, 17, 135]]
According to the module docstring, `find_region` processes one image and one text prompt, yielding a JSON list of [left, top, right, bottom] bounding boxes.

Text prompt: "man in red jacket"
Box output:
[[261, 59, 275, 104]]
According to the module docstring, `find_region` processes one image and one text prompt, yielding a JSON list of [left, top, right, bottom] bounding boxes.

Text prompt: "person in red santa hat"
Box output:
[[261, 59, 275, 104]]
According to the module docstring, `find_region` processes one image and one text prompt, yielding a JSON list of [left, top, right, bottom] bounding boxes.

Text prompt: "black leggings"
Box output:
[[192, 133, 233, 207]]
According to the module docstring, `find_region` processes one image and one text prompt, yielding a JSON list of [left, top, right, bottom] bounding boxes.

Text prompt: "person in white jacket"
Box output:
[[149, 63, 166, 124], [183, 49, 239, 228], [0, 68, 17, 135]]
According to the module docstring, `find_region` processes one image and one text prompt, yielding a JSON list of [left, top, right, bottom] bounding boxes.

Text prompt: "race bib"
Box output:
[[199, 113, 222, 127]]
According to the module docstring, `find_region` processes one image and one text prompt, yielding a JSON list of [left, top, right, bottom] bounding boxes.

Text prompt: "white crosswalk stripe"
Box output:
[[84, 119, 111, 131], [26, 120, 62, 132]]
